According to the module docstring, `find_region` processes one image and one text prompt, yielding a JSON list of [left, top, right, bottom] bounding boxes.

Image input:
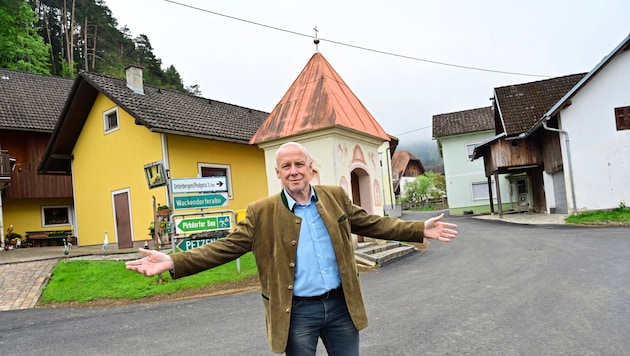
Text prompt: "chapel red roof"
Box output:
[[250, 52, 390, 144]]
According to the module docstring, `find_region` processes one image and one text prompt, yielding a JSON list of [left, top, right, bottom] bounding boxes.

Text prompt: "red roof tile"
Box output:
[[250, 52, 390, 144]]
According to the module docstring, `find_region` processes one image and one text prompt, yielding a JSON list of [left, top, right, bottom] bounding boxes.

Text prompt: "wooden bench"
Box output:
[[26, 230, 72, 247]]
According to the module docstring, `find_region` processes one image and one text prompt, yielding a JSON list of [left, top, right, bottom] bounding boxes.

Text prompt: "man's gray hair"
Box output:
[[275, 142, 311, 164]]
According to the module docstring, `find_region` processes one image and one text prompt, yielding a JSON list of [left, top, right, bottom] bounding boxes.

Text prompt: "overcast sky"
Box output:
[[104, 0, 629, 145]]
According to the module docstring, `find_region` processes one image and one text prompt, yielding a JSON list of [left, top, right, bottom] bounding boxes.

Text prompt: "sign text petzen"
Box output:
[[176, 237, 225, 252], [171, 177, 227, 194]]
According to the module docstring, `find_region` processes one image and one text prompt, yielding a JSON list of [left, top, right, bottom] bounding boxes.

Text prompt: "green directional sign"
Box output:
[[176, 236, 226, 252], [173, 193, 228, 209], [175, 216, 232, 234]]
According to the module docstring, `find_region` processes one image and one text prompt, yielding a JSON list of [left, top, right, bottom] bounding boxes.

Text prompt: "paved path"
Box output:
[[0, 245, 142, 311], [0, 259, 58, 311]]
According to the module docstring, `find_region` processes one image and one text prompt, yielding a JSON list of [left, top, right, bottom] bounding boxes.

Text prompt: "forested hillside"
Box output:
[[0, 0, 197, 94]]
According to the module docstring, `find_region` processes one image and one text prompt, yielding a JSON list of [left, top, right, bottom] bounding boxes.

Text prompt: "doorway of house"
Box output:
[[510, 174, 531, 212], [113, 190, 133, 248], [351, 171, 364, 243], [351, 169, 373, 243]]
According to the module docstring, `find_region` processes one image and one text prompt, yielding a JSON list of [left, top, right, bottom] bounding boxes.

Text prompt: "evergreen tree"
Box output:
[[134, 34, 164, 83], [163, 64, 185, 92], [0, 0, 51, 74], [13, 0, 193, 93]]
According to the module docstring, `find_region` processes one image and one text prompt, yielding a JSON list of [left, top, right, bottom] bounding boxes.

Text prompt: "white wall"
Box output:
[[558, 48, 630, 212], [378, 142, 396, 212]]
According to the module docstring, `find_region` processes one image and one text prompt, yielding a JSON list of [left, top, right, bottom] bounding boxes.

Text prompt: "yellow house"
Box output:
[[38, 66, 269, 248]]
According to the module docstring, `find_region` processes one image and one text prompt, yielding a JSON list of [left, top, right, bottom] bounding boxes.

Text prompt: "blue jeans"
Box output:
[[285, 291, 359, 356]]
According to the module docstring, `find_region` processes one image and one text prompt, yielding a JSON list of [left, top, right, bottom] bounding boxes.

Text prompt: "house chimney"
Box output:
[[125, 64, 144, 94]]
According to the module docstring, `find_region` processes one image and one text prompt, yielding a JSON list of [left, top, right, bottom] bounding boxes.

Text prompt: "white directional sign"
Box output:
[[171, 177, 227, 194]]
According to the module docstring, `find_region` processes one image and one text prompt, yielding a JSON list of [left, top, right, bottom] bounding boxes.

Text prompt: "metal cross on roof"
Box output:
[[313, 26, 320, 52]]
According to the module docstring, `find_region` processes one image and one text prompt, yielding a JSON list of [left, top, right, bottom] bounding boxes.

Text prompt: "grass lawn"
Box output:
[[565, 205, 630, 225], [40, 252, 258, 304]]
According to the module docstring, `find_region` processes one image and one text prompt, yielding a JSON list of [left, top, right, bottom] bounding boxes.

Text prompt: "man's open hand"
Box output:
[[125, 248, 174, 276], [423, 213, 458, 242]]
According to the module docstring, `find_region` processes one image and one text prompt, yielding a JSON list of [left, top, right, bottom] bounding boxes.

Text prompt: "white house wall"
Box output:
[[557, 48, 630, 211], [440, 131, 512, 214]]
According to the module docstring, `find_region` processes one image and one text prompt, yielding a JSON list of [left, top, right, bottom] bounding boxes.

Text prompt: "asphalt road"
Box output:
[[2, 212, 629, 355]]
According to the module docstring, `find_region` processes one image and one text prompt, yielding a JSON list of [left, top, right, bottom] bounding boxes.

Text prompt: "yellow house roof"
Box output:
[[39, 71, 269, 174]]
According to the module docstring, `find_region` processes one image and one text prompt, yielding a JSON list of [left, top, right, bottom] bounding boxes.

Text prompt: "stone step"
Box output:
[[370, 245, 416, 265], [354, 254, 377, 267], [354, 241, 416, 266]]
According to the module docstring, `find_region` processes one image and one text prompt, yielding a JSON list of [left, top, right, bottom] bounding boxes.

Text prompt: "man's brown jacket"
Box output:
[[171, 185, 426, 353]]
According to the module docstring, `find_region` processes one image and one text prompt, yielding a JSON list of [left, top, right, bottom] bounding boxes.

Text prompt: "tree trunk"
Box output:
[[69, 0, 75, 70], [91, 24, 97, 70], [83, 16, 88, 71], [41, 4, 55, 72], [62, 0, 76, 70], [62, 0, 68, 60]]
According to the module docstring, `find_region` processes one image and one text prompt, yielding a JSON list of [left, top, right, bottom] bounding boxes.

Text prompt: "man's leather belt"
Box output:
[[294, 286, 343, 301]]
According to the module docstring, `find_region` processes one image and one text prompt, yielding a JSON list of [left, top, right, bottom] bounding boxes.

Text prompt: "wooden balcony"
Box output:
[[0, 150, 13, 189]]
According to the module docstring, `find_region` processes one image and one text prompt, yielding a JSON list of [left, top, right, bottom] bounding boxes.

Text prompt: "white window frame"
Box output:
[[466, 142, 482, 160], [41, 205, 73, 227], [103, 107, 120, 134], [471, 180, 496, 201], [198, 163, 233, 199]]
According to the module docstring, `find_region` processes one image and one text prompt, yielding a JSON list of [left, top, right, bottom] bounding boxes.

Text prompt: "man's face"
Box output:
[[275, 144, 312, 197]]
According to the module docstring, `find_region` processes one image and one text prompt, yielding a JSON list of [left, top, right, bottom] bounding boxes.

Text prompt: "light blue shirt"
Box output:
[[285, 187, 341, 296]]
